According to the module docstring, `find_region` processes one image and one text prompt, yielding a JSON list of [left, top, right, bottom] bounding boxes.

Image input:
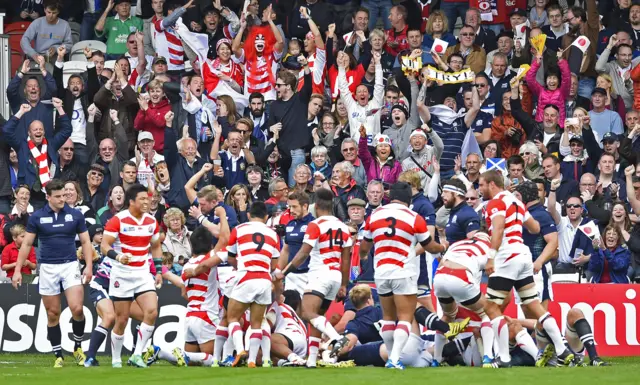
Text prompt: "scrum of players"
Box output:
[[77, 172, 607, 369]]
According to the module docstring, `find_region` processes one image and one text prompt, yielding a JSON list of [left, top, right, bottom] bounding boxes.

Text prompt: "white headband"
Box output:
[[409, 129, 427, 140], [443, 184, 466, 196]]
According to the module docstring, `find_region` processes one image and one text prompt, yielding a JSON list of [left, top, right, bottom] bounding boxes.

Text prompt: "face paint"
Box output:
[[255, 34, 266, 52]]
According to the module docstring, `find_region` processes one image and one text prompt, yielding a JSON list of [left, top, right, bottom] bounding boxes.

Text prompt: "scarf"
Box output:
[[28, 138, 51, 190], [477, 0, 498, 22], [429, 104, 466, 125]]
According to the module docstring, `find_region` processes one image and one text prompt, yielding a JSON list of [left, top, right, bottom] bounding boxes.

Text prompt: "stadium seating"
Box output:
[[70, 40, 108, 62], [5, 21, 31, 75]]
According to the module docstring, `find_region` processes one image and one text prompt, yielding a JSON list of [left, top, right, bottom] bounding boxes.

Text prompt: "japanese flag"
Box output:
[[578, 220, 600, 240], [343, 32, 355, 44], [514, 21, 529, 45], [572, 36, 591, 53], [430, 38, 449, 55]]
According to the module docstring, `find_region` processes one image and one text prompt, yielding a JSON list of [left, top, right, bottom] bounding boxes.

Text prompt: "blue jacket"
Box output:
[[163, 126, 226, 211], [2, 114, 72, 189], [569, 218, 597, 264], [421, 33, 458, 65], [588, 246, 631, 283], [6, 73, 57, 142]]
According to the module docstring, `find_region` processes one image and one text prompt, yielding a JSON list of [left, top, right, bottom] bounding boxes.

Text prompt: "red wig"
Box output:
[[244, 24, 277, 62]]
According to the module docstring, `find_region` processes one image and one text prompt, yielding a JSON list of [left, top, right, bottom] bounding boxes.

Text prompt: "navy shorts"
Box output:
[[345, 342, 386, 367], [511, 347, 536, 367], [89, 276, 110, 307]]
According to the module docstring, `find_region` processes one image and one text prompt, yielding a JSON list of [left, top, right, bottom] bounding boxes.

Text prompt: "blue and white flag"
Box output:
[[461, 128, 483, 164], [486, 158, 506, 171]]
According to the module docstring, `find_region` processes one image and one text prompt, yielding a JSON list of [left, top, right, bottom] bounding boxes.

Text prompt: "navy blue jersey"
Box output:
[[445, 202, 481, 244], [429, 115, 468, 172], [284, 213, 315, 272], [218, 151, 249, 189], [344, 306, 383, 344], [523, 203, 557, 262], [471, 110, 492, 135], [411, 192, 436, 286], [27, 203, 88, 264]]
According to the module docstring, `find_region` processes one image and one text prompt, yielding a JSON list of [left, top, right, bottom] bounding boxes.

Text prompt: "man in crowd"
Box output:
[[20, 0, 72, 65], [95, 0, 143, 58], [331, 161, 366, 221]]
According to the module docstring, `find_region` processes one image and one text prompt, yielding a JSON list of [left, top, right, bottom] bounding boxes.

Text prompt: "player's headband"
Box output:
[[443, 184, 465, 196]]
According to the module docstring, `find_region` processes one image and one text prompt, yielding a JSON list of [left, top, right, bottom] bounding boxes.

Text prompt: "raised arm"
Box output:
[[186, 163, 213, 205], [463, 83, 481, 128], [547, 179, 561, 225], [416, 79, 431, 123], [509, 81, 537, 138], [302, 7, 324, 50], [372, 52, 384, 107], [625, 165, 640, 215], [209, 120, 223, 161], [95, 0, 115, 36], [231, 15, 246, 58], [267, 5, 284, 54]]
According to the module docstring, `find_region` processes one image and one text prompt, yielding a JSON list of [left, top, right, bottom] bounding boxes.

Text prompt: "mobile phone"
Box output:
[[574, 248, 584, 261], [512, 178, 519, 186]]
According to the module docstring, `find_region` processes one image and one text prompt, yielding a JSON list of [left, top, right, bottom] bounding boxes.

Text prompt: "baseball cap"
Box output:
[[152, 56, 167, 65], [88, 224, 104, 240], [509, 8, 527, 17], [497, 30, 515, 40], [591, 87, 607, 96], [138, 131, 154, 142], [569, 135, 585, 144], [347, 198, 366, 208], [601, 132, 619, 143]]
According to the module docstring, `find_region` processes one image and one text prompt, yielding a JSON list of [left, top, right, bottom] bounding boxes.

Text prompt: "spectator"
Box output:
[[358, 128, 402, 186], [365, 180, 384, 217], [566, 74, 592, 119], [265, 177, 289, 214], [401, 126, 444, 192], [542, 155, 580, 206], [309, 148, 331, 183], [1, 224, 37, 281], [421, 11, 457, 60], [8, 185, 34, 231], [143, 0, 165, 56], [313, 113, 349, 163], [491, 90, 526, 159], [82, 163, 108, 213], [589, 225, 631, 283], [20, 0, 73, 63], [466, 7, 497, 54], [541, 5, 567, 53], [225, 184, 252, 224], [596, 37, 635, 112], [95, 0, 144, 58], [507, 155, 526, 188], [562, 0, 599, 99], [526, 52, 571, 128], [485, 51, 515, 117], [455, 153, 482, 190], [339, 138, 367, 188], [560, 136, 596, 182], [16, 0, 45, 22], [442, 24, 487, 75], [330, 161, 367, 221], [162, 208, 192, 262], [96, 185, 125, 224], [589, 87, 625, 143], [288, 0, 332, 40], [133, 79, 172, 152], [2, 99, 71, 209], [529, 0, 549, 28], [202, 5, 240, 60], [381, 82, 420, 162], [9, 149, 20, 192], [64, 181, 97, 226], [91, 110, 130, 192], [384, 5, 409, 57], [211, 126, 254, 190], [594, 74, 627, 122], [132, 131, 165, 188], [464, 187, 482, 214], [246, 165, 269, 202], [246, 93, 269, 141], [440, 0, 468, 35], [0, 115, 13, 214]]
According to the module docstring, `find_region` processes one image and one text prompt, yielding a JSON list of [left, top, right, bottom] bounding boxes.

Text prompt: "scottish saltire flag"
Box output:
[[486, 158, 506, 171], [461, 128, 483, 164]]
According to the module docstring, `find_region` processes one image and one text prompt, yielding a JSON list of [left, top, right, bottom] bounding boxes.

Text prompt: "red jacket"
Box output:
[[384, 25, 409, 56], [1, 242, 36, 278], [133, 98, 172, 152]]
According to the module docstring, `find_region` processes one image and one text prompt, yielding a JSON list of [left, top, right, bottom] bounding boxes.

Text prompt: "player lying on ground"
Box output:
[[274, 188, 353, 367], [265, 290, 309, 367]]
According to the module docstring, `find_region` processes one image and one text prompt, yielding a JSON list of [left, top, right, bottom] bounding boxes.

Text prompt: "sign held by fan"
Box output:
[[401, 55, 423, 76], [571, 36, 591, 52], [514, 21, 529, 46], [424, 66, 475, 84], [430, 38, 449, 55], [530, 33, 547, 54]]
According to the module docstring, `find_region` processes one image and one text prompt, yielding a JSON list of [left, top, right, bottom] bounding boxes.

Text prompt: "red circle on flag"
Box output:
[[478, 1, 490, 10], [520, 26, 526, 33], [584, 227, 591, 234], [435, 45, 443, 53], [578, 38, 586, 46]]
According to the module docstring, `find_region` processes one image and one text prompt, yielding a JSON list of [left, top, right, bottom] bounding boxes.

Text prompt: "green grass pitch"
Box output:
[[2, 355, 640, 385]]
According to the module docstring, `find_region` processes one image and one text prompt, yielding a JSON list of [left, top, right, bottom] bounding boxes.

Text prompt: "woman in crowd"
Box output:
[[64, 181, 97, 227], [217, 94, 241, 138], [97, 185, 125, 225], [594, 74, 626, 122], [225, 184, 252, 224], [246, 165, 270, 202], [83, 164, 109, 213], [134, 79, 172, 153], [358, 126, 402, 185], [519, 142, 543, 180], [162, 208, 192, 262], [589, 225, 631, 283], [421, 11, 457, 65]]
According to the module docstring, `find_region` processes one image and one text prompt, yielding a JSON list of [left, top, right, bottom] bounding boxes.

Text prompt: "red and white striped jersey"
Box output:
[[297, 47, 326, 95], [362, 203, 431, 279], [227, 221, 280, 279], [181, 252, 220, 326], [484, 190, 531, 248], [154, 18, 185, 71], [441, 233, 491, 279], [235, 49, 283, 101], [303, 215, 353, 274], [272, 303, 308, 338], [104, 210, 160, 270]]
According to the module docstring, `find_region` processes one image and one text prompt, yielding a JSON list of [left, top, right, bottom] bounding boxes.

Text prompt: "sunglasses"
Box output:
[[466, 197, 477, 201], [275, 83, 286, 87], [566, 204, 582, 209], [520, 151, 532, 156], [460, 33, 474, 37], [90, 171, 103, 177], [61, 147, 74, 152]]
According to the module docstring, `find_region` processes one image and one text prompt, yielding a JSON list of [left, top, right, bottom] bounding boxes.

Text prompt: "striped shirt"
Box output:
[[236, 49, 283, 101], [181, 252, 220, 326], [304, 215, 353, 274], [154, 18, 185, 71], [104, 210, 160, 269], [362, 203, 431, 279], [429, 115, 468, 172], [227, 221, 280, 281], [271, 303, 308, 338], [485, 190, 531, 248], [297, 47, 326, 95], [441, 234, 491, 282]]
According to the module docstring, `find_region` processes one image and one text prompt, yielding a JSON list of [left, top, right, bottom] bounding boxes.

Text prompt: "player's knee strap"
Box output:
[[486, 287, 508, 305], [516, 286, 538, 305], [417, 284, 431, 298], [442, 303, 458, 320]]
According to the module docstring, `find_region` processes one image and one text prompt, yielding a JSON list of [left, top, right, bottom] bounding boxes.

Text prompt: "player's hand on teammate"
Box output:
[[336, 285, 347, 302], [484, 258, 494, 277], [183, 268, 196, 279]]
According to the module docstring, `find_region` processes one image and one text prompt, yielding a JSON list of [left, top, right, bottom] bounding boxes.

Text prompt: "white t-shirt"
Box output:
[[132, 153, 165, 187], [70, 99, 86, 145]]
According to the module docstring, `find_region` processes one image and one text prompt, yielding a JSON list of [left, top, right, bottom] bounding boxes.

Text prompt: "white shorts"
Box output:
[[492, 248, 534, 282], [514, 262, 554, 304], [218, 265, 237, 297], [284, 272, 309, 298], [39, 261, 82, 296], [109, 266, 156, 300], [400, 333, 432, 368], [433, 267, 481, 304], [230, 274, 272, 305], [278, 329, 308, 357], [375, 276, 417, 296], [462, 336, 482, 367], [304, 270, 341, 301], [184, 316, 217, 345]]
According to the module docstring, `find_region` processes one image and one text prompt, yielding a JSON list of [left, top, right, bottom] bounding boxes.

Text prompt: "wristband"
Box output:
[[107, 249, 118, 260], [550, 189, 556, 192], [487, 249, 497, 260], [198, 214, 205, 224]]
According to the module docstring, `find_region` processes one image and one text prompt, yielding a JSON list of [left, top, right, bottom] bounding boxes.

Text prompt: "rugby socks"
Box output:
[[309, 316, 341, 342], [72, 318, 85, 351], [535, 327, 550, 349], [442, 336, 472, 358], [433, 332, 446, 363], [261, 322, 272, 363], [538, 312, 566, 356], [48, 325, 63, 359], [414, 306, 449, 333], [480, 316, 495, 359], [389, 321, 411, 363], [111, 332, 124, 364], [87, 325, 109, 359], [379, 320, 396, 353], [133, 323, 155, 356], [307, 337, 321, 367], [229, 322, 245, 353], [491, 316, 510, 362], [248, 328, 262, 363], [185, 352, 214, 366], [573, 319, 599, 359], [157, 348, 178, 364], [131, 325, 140, 353], [515, 329, 539, 359], [213, 326, 229, 361], [223, 333, 235, 357]]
